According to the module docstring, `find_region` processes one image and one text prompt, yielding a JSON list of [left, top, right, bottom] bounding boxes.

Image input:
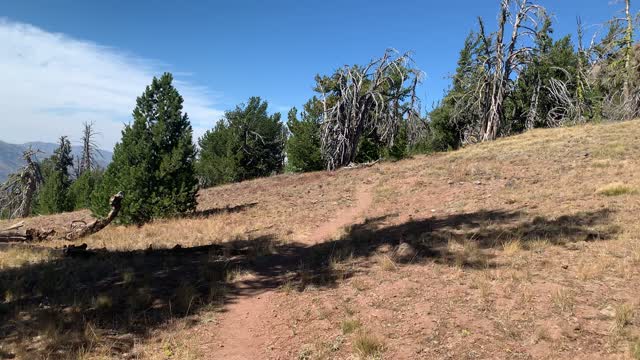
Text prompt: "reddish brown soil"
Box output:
[[1, 121, 640, 360]]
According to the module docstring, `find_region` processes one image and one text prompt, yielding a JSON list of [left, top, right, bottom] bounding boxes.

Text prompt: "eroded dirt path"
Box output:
[[201, 182, 375, 359], [307, 181, 375, 244]]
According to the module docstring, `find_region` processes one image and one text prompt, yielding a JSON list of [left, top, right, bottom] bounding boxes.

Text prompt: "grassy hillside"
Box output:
[[0, 120, 639, 359]]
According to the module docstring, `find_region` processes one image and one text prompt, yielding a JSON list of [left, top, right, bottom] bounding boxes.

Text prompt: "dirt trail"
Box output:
[[204, 182, 374, 359], [307, 182, 375, 244]]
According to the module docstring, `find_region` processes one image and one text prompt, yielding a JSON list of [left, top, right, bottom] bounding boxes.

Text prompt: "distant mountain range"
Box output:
[[0, 140, 113, 182]]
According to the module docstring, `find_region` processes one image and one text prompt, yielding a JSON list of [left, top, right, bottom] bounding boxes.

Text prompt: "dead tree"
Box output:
[[622, 0, 634, 114], [78, 121, 102, 176], [65, 191, 123, 240], [0, 192, 123, 242], [318, 49, 422, 170], [0, 149, 44, 219], [476, 0, 546, 141]]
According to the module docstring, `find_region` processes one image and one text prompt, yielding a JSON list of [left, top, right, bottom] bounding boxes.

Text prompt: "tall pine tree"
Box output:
[[36, 136, 73, 214], [92, 73, 198, 224]]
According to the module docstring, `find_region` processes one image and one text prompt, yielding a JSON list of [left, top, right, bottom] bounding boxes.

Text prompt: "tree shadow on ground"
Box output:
[[189, 202, 258, 218], [0, 208, 618, 358], [236, 208, 618, 291]]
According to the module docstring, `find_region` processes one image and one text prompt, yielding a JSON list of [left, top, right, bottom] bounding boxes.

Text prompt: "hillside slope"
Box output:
[[1, 120, 639, 359]]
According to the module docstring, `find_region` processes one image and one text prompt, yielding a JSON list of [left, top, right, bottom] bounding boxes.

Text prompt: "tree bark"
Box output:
[[65, 192, 123, 240], [0, 192, 123, 242]]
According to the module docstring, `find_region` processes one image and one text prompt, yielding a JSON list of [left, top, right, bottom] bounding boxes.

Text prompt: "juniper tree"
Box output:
[[92, 73, 198, 224]]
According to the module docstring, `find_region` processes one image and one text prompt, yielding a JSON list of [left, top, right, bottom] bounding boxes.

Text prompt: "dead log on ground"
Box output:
[[0, 192, 124, 242], [65, 192, 124, 240], [0, 228, 55, 242]]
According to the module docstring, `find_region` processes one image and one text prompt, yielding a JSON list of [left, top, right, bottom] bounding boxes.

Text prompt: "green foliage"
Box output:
[[427, 103, 460, 152], [92, 73, 198, 224], [355, 132, 384, 163], [196, 121, 236, 186], [69, 169, 103, 210], [384, 122, 409, 160], [36, 170, 71, 214], [197, 97, 285, 187], [286, 97, 324, 172], [422, 32, 478, 152], [510, 19, 583, 129], [35, 136, 73, 214]]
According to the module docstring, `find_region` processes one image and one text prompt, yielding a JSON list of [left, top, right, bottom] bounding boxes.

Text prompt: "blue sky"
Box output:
[[0, 0, 624, 149]]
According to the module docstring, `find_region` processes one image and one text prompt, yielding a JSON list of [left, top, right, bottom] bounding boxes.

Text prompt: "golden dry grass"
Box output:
[[1, 120, 640, 359]]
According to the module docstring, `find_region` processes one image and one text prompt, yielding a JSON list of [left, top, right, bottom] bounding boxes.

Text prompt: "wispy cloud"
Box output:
[[0, 19, 224, 149]]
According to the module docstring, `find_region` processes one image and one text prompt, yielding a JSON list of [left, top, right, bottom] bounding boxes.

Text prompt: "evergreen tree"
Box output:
[[69, 169, 103, 210], [36, 136, 73, 214], [510, 17, 581, 130], [286, 97, 324, 172], [92, 73, 198, 224], [427, 32, 480, 151], [196, 121, 236, 187], [197, 97, 285, 186]]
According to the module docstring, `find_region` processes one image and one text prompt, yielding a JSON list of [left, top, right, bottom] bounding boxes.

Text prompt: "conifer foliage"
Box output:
[[197, 97, 285, 187], [36, 136, 74, 214], [286, 97, 324, 172], [92, 73, 198, 224]]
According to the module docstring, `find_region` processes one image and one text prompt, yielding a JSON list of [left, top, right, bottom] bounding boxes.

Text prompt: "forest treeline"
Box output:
[[1, 0, 639, 223]]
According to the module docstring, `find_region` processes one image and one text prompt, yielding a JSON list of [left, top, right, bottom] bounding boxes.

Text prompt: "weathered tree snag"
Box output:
[[0, 149, 44, 219], [318, 49, 423, 170], [0, 192, 123, 242], [474, 0, 545, 142], [0, 228, 55, 242], [65, 192, 124, 240]]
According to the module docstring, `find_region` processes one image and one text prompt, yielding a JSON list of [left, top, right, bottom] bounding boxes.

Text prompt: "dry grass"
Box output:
[[2, 120, 640, 359], [597, 183, 637, 196], [375, 254, 398, 271], [352, 331, 384, 359], [502, 239, 523, 256], [632, 339, 640, 360], [0, 247, 55, 269], [341, 318, 362, 334], [613, 304, 635, 332], [552, 288, 575, 315]]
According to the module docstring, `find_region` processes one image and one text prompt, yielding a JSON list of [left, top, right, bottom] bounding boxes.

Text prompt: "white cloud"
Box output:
[[0, 19, 224, 150]]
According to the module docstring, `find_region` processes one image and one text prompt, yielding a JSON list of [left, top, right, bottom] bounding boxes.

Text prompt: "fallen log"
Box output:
[[65, 192, 124, 240], [0, 228, 55, 242], [2, 221, 24, 231], [0, 192, 123, 242]]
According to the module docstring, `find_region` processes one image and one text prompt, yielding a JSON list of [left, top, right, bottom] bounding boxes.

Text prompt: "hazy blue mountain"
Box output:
[[0, 140, 112, 182]]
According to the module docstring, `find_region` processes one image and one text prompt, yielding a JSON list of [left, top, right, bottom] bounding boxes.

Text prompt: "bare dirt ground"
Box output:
[[1, 120, 640, 359]]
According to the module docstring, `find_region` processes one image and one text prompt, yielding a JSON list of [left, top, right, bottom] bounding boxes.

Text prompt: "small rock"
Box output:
[[395, 242, 417, 263], [600, 305, 615, 318], [447, 180, 454, 185], [474, 181, 482, 185], [377, 244, 393, 254], [561, 264, 569, 269], [565, 241, 586, 251]]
